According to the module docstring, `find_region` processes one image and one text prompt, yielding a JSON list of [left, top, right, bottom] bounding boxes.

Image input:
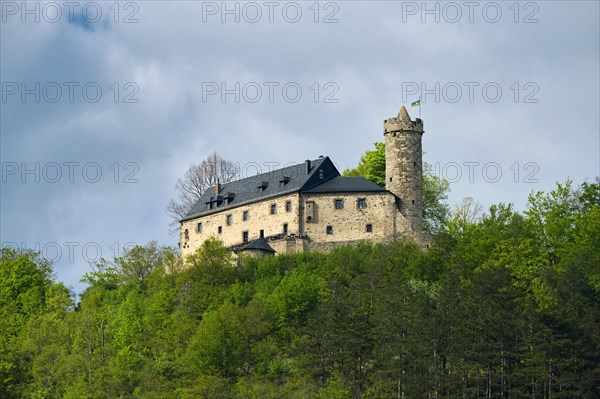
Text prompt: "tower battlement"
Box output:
[[383, 108, 424, 134]]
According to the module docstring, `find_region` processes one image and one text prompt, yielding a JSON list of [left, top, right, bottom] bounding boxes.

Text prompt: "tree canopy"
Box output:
[[1, 178, 599, 398]]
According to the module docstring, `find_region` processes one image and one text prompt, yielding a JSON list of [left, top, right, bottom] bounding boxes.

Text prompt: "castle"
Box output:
[[179, 105, 426, 257]]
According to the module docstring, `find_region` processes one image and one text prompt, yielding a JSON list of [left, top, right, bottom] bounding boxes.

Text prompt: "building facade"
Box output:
[[179, 106, 425, 257]]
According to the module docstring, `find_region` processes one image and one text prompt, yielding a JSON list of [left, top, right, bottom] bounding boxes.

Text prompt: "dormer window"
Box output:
[[319, 169, 324, 179], [206, 197, 214, 210], [223, 192, 235, 205], [258, 181, 268, 192], [279, 176, 290, 187]]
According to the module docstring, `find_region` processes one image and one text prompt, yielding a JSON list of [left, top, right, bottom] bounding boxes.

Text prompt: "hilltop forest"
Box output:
[[1, 176, 599, 398]]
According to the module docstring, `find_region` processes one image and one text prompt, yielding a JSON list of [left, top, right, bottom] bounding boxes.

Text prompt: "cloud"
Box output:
[[1, 1, 598, 292]]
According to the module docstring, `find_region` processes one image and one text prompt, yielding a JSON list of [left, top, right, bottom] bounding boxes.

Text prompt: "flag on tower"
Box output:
[[411, 99, 421, 107]]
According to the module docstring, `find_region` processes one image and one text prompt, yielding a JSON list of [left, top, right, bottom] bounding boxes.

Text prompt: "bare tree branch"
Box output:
[[167, 152, 239, 234]]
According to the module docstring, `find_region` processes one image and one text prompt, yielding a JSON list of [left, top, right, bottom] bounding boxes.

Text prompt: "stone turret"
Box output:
[[384, 106, 424, 232]]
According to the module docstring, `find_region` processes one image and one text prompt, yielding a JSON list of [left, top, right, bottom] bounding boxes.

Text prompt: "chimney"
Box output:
[[216, 179, 220, 195], [305, 159, 311, 174]]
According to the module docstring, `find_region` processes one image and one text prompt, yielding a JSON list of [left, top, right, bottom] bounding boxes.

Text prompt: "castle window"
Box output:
[[270, 203, 277, 215], [283, 223, 288, 235], [243, 211, 249, 221], [260, 229, 264, 238], [319, 169, 324, 179], [326, 225, 333, 235], [389, 177, 392, 182], [285, 201, 292, 212], [197, 222, 202, 233], [258, 181, 268, 192], [242, 231, 249, 243], [366, 224, 373, 233], [412, 200, 415, 205], [306, 201, 315, 223], [334, 199, 344, 209], [184, 229, 189, 240], [218, 226, 222, 234], [279, 176, 290, 187], [358, 198, 367, 209], [226, 214, 232, 226]]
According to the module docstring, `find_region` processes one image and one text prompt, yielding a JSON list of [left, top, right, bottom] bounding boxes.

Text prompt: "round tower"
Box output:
[[384, 106, 424, 232]]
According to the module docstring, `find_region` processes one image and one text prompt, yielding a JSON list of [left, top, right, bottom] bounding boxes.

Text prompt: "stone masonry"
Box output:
[[179, 105, 425, 258]]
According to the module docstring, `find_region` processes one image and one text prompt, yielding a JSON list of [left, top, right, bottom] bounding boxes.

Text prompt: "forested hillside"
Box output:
[[1, 179, 599, 398]]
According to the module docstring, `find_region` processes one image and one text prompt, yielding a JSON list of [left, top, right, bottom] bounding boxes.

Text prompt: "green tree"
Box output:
[[5, 178, 598, 397], [183, 302, 247, 378], [115, 241, 164, 287], [343, 142, 386, 187], [20, 283, 74, 398], [0, 249, 53, 398]]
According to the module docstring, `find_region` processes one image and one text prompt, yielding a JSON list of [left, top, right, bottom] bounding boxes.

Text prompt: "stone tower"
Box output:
[[384, 106, 424, 232]]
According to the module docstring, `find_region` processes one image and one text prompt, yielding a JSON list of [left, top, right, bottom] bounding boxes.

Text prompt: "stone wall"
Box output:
[[269, 236, 308, 254], [384, 112, 424, 232], [180, 192, 301, 258], [301, 192, 403, 244], [179, 188, 419, 259]]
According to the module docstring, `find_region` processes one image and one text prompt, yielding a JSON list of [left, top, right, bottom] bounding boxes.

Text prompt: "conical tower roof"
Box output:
[[398, 106, 410, 120]]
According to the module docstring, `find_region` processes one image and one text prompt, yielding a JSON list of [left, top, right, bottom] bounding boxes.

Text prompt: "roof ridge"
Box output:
[[218, 156, 328, 190], [181, 156, 339, 221]]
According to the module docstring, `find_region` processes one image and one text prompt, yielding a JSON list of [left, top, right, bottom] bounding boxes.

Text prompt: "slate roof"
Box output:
[[242, 237, 275, 253], [303, 175, 385, 193], [181, 156, 390, 222], [182, 157, 338, 221]]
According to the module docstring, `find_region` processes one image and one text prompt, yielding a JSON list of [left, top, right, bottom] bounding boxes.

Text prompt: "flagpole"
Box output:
[[410, 99, 422, 119]]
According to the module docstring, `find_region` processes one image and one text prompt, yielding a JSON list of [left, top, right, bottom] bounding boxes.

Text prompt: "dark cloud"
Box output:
[[1, 1, 598, 293]]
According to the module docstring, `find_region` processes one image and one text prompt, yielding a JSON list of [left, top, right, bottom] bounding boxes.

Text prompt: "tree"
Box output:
[[447, 197, 484, 235], [423, 173, 451, 234], [21, 283, 74, 398], [115, 241, 164, 287], [0, 248, 53, 398], [167, 152, 239, 231], [6, 177, 600, 397], [343, 142, 386, 187], [343, 142, 450, 234]]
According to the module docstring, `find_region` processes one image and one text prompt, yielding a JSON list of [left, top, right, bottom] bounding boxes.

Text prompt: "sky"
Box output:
[[1, 0, 599, 293]]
